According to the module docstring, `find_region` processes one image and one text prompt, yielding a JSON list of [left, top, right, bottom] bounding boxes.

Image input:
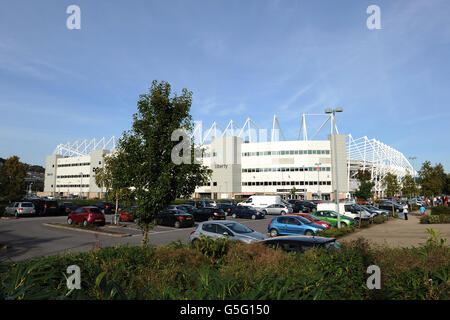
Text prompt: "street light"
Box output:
[[325, 107, 343, 228], [315, 162, 321, 200]]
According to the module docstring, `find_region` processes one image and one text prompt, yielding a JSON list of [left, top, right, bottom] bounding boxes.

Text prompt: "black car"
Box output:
[[378, 201, 403, 213], [183, 200, 208, 208], [92, 202, 116, 214], [156, 209, 195, 228], [230, 206, 265, 220], [295, 201, 316, 213], [192, 207, 226, 222], [26, 199, 60, 216], [261, 236, 340, 254], [216, 203, 235, 215], [287, 200, 304, 213], [59, 202, 79, 214]]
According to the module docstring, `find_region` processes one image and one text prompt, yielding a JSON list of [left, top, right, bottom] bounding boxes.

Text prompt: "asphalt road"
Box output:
[[0, 214, 273, 262]]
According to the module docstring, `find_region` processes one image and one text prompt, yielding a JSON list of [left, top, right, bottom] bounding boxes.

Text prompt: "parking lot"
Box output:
[[0, 214, 272, 262]]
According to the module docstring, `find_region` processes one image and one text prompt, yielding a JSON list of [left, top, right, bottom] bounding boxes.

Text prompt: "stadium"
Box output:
[[42, 113, 415, 200]]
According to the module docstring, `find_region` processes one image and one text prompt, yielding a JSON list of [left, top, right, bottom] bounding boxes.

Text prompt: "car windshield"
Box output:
[[22, 203, 33, 207], [306, 214, 320, 221], [296, 216, 311, 224], [224, 223, 253, 234], [89, 208, 101, 214], [323, 241, 341, 251]]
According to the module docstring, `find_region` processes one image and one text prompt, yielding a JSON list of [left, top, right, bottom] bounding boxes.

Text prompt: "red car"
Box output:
[[119, 206, 136, 222], [289, 213, 332, 229], [67, 206, 105, 226]]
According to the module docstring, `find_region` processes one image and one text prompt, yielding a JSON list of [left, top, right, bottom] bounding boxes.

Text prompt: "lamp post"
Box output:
[[325, 107, 343, 228], [303, 164, 306, 200], [315, 162, 321, 200], [80, 172, 83, 198]]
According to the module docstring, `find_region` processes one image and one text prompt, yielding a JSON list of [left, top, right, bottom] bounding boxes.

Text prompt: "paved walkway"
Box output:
[[340, 214, 450, 248]]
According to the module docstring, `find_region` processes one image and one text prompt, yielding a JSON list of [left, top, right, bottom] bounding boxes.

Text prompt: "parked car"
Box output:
[[217, 200, 236, 206], [119, 206, 137, 222], [59, 202, 79, 215], [92, 202, 116, 214], [26, 199, 60, 216], [183, 199, 212, 208], [298, 200, 316, 213], [312, 210, 355, 227], [230, 206, 265, 220], [156, 209, 195, 228], [287, 200, 305, 213], [261, 235, 340, 254], [67, 206, 105, 226], [267, 215, 325, 237], [4, 202, 36, 218], [190, 221, 267, 244], [362, 205, 390, 217], [292, 213, 332, 229], [260, 203, 293, 215], [215, 203, 235, 215], [169, 205, 225, 222], [378, 200, 403, 213]]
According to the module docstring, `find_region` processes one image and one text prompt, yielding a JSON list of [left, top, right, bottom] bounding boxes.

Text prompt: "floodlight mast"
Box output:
[[326, 107, 343, 228]]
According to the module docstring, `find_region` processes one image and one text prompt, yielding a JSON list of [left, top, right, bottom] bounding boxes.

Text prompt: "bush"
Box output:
[[317, 226, 355, 238], [431, 206, 450, 215], [373, 215, 388, 224], [0, 236, 448, 300], [420, 214, 450, 224]]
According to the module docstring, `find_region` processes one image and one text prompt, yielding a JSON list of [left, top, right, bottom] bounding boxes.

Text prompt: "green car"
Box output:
[[312, 210, 355, 227]]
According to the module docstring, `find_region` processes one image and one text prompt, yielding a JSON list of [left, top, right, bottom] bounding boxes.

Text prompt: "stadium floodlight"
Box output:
[[326, 107, 343, 228]]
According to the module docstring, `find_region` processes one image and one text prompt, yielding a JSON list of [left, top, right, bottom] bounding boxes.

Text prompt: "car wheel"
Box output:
[[174, 221, 181, 228], [232, 213, 237, 219], [67, 218, 73, 225], [341, 222, 347, 227], [83, 220, 88, 227], [281, 211, 286, 215], [14, 211, 18, 219], [270, 229, 278, 237], [251, 214, 256, 220], [305, 230, 315, 236], [208, 216, 213, 221]]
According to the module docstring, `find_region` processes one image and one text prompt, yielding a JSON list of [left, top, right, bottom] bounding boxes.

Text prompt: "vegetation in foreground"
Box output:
[[0, 233, 448, 300]]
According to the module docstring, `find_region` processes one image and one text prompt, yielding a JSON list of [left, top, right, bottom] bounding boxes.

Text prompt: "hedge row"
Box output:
[[431, 206, 450, 215], [420, 214, 450, 224], [0, 237, 448, 300]]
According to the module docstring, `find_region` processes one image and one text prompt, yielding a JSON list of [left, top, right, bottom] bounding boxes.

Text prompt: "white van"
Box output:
[[316, 202, 372, 221], [238, 195, 282, 209]]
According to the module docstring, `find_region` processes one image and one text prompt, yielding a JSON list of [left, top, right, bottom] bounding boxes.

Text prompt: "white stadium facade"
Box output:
[[42, 114, 416, 200]]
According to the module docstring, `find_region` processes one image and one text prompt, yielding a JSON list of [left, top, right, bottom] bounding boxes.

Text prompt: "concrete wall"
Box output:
[[329, 134, 348, 193], [44, 154, 61, 194]]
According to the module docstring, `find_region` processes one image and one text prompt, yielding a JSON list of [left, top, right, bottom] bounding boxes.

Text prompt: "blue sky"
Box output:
[[0, 0, 449, 172]]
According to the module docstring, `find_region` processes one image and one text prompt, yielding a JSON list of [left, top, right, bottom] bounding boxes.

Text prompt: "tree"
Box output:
[[115, 80, 211, 245], [0, 156, 27, 201], [354, 170, 375, 201], [94, 150, 135, 223], [382, 172, 401, 215], [402, 173, 418, 198], [382, 173, 401, 198], [290, 187, 297, 199], [417, 161, 446, 197]]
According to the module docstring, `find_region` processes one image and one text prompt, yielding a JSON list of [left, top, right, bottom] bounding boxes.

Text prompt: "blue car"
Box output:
[[267, 215, 325, 237], [230, 206, 265, 220]]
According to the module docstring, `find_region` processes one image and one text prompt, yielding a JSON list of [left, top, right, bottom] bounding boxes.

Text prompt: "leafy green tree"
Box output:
[[290, 187, 297, 199], [354, 170, 375, 201], [0, 156, 27, 201], [382, 173, 401, 198], [402, 173, 419, 198], [94, 150, 135, 221], [417, 161, 446, 197], [115, 80, 211, 245]]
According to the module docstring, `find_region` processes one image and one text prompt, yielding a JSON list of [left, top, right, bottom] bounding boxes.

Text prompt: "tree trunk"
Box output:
[[142, 225, 149, 246], [115, 191, 119, 225]]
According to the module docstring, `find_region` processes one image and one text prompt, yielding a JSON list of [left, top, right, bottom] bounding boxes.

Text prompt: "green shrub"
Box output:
[[373, 215, 388, 224], [317, 226, 355, 238], [420, 214, 450, 224], [431, 206, 450, 215]]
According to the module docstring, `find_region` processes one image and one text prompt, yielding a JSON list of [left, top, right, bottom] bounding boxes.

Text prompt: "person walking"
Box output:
[[420, 205, 426, 216], [402, 202, 409, 220]]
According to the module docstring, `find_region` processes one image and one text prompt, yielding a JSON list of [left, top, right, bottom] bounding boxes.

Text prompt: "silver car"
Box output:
[[190, 220, 267, 244], [260, 204, 293, 215], [4, 202, 36, 218]]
